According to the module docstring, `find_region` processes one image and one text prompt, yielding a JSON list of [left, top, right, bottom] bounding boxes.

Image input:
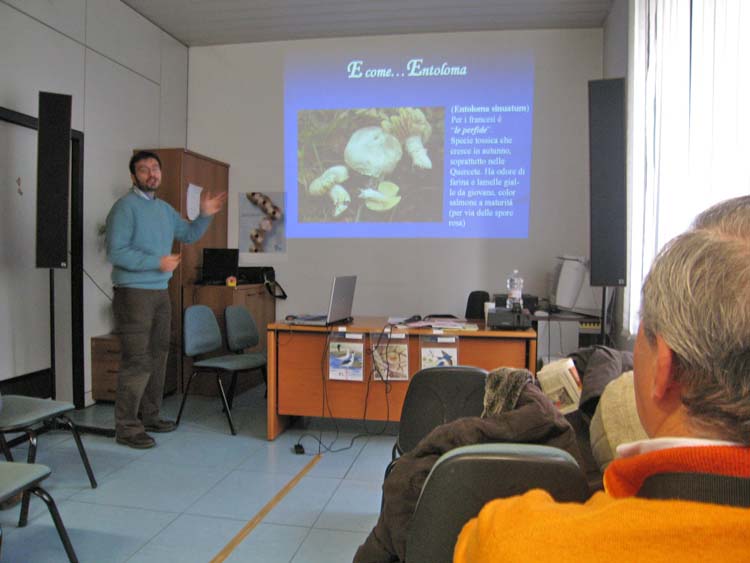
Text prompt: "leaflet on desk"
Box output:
[[402, 320, 478, 330]]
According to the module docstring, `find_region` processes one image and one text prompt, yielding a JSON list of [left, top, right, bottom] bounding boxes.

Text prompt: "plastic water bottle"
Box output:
[[506, 269, 524, 310]]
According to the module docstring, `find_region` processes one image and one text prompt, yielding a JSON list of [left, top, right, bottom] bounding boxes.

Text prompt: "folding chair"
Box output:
[[178, 305, 267, 435], [0, 394, 97, 526], [1, 461, 79, 561]]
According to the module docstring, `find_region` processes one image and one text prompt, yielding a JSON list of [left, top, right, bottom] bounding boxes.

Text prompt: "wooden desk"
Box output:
[[266, 316, 536, 440]]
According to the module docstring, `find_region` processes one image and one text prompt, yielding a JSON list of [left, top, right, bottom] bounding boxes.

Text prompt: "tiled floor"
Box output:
[[0, 384, 398, 562]]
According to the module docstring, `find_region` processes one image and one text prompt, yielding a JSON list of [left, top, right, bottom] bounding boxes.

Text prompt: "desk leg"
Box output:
[[267, 329, 290, 440], [528, 338, 538, 374]]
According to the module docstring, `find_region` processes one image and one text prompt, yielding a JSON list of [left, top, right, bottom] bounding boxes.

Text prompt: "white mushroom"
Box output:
[[308, 165, 352, 216], [359, 181, 401, 212], [308, 165, 349, 195], [381, 108, 433, 169], [344, 126, 403, 180], [329, 184, 351, 216]]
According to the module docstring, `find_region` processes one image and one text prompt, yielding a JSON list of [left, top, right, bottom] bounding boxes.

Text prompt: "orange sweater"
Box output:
[[454, 446, 750, 563]]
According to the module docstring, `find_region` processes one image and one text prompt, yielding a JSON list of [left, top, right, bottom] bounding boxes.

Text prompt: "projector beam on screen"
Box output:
[[284, 44, 535, 239]]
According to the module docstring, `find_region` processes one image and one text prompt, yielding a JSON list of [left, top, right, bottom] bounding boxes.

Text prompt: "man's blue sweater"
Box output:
[[106, 190, 211, 289]]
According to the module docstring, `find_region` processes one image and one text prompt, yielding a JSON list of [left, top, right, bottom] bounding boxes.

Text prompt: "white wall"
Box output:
[[604, 0, 629, 78], [188, 29, 603, 319], [0, 0, 188, 403]]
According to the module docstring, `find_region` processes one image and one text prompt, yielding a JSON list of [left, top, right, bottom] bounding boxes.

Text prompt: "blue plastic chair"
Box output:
[[0, 461, 79, 561], [224, 305, 267, 403], [177, 305, 267, 434], [0, 394, 97, 526]]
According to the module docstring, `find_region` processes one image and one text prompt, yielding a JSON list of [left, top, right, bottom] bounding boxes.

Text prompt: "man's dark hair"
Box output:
[[129, 150, 162, 175]]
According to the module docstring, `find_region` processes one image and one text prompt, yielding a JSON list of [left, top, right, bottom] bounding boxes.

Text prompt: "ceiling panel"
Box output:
[[121, 0, 613, 46]]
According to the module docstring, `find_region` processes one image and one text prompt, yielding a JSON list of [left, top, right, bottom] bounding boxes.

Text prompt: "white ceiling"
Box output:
[[121, 0, 614, 46]]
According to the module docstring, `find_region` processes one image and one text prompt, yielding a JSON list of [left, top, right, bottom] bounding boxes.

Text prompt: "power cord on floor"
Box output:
[[361, 323, 398, 436], [293, 324, 400, 456]]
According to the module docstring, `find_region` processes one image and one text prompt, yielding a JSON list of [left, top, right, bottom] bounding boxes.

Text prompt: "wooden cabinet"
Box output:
[[91, 334, 121, 402], [136, 148, 230, 395], [182, 284, 275, 395]]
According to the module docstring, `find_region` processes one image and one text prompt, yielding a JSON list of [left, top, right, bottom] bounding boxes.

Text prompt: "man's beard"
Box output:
[[134, 178, 160, 192]]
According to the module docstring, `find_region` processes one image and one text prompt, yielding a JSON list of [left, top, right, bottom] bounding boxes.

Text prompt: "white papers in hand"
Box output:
[[187, 183, 203, 220]]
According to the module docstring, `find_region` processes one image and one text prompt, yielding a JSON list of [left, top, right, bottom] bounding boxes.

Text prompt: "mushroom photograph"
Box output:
[[297, 107, 444, 223]]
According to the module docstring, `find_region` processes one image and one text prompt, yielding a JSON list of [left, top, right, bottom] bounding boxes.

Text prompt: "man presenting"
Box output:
[[454, 195, 750, 562], [106, 150, 227, 449]]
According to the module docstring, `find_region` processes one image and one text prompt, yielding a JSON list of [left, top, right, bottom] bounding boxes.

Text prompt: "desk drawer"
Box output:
[[91, 334, 121, 402]]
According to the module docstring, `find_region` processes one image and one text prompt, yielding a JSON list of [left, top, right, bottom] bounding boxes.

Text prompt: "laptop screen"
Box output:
[[327, 275, 357, 323], [202, 248, 239, 283]]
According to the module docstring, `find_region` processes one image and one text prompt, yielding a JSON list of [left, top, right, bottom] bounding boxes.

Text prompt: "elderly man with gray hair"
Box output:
[[454, 195, 750, 563]]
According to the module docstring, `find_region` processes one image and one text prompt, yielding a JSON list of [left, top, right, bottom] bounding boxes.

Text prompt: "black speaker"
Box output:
[[588, 79, 627, 287], [36, 92, 72, 269]]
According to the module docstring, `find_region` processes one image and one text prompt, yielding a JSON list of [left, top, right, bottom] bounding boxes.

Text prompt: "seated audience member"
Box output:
[[454, 196, 750, 562], [355, 368, 583, 563], [589, 370, 648, 472]]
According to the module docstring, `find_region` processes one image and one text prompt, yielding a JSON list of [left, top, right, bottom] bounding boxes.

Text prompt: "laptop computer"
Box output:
[[288, 275, 356, 326]]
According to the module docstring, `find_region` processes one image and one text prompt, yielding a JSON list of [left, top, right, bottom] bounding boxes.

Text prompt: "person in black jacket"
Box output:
[[354, 368, 582, 563]]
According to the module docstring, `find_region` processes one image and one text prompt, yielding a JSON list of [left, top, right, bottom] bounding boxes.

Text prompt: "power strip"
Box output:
[[579, 321, 601, 334]]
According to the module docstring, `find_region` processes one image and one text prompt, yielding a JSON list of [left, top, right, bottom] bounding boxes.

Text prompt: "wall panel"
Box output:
[[86, 0, 162, 83], [4, 0, 85, 43]]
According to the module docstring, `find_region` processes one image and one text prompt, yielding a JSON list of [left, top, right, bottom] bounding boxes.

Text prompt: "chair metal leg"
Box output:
[[25, 430, 38, 464], [59, 416, 97, 489], [216, 375, 237, 435], [176, 371, 198, 426], [226, 372, 238, 410], [262, 365, 268, 398], [20, 430, 38, 526], [0, 434, 13, 462], [31, 486, 79, 563]]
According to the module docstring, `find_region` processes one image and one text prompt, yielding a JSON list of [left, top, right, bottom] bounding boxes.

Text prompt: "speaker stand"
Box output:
[[599, 287, 608, 345]]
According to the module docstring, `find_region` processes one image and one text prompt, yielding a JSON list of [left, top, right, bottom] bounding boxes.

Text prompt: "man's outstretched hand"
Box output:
[[200, 191, 228, 217], [159, 254, 181, 273]]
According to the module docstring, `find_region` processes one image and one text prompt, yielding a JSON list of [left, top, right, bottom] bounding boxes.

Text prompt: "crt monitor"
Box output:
[[201, 248, 239, 284], [551, 256, 611, 317]]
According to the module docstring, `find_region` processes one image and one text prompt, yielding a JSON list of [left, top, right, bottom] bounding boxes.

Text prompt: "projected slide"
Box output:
[[284, 44, 533, 238]]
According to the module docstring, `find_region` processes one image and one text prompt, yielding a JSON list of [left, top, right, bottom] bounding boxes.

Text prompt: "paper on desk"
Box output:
[[402, 320, 477, 330], [430, 320, 476, 330], [186, 183, 203, 220]]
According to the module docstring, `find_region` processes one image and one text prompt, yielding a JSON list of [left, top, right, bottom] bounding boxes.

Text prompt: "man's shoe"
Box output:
[[143, 419, 176, 433], [116, 432, 156, 449]]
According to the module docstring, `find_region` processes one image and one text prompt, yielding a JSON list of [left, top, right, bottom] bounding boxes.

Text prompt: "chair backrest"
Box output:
[[406, 443, 591, 563], [224, 305, 260, 352], [183, 305, 223, 357], [465, 290, 490, 320], [396, 366, 487, 456]]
